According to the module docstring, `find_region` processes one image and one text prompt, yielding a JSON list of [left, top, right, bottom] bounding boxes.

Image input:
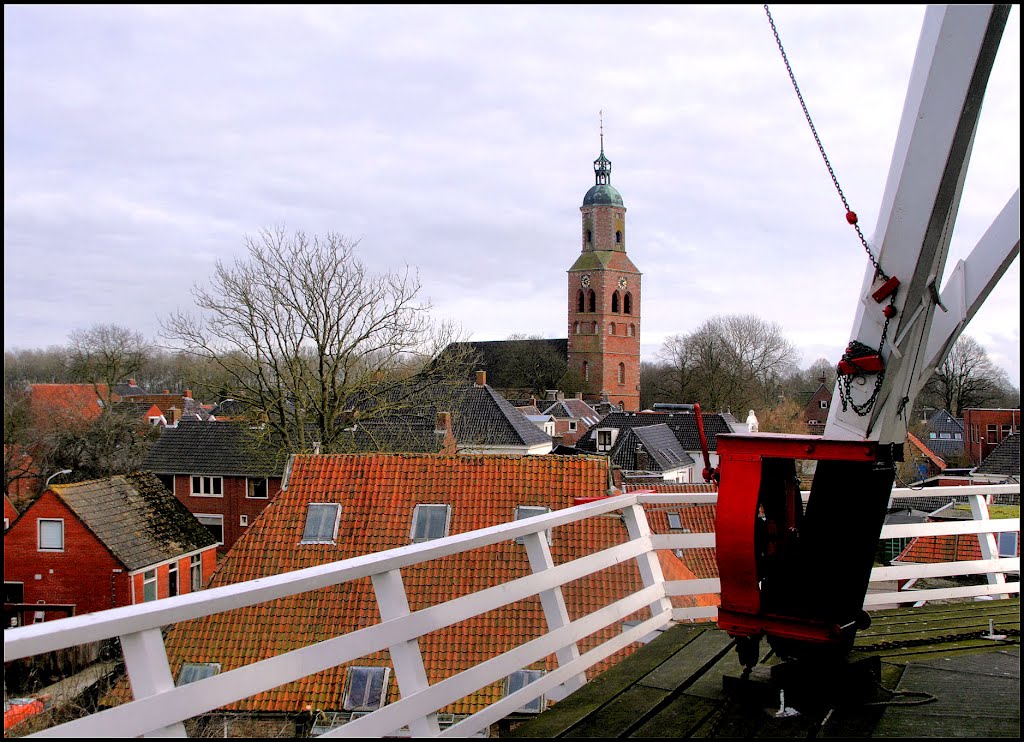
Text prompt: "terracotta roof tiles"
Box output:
[[106, 454, 714, 716]]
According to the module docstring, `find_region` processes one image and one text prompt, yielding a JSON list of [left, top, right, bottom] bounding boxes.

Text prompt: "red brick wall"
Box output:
[[962, 409, 1020, 465], [3, 493, 221, 621], [173, 475, 282, 552], [3, 492, 130, 617]]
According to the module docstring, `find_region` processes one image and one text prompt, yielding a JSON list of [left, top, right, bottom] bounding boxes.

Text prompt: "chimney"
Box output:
[[167, 406, 180, 425], [128, 379, 136, 386], [557, 390, 565, 401], [545, 389, 558, 401], [163, 389, 170, 394], [475, 370, 486, 387], [435, 411, 456, 454], [184, 390, 192, 399], [576, 392, 583, 400]]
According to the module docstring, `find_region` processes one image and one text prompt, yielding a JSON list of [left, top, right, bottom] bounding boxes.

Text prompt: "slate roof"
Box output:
[[440, 339, 569, 389], [127, 394, 210, 421], [541, 398, 601, 426], [107, 453, 715, 715], [50, 472, 216, 571], [340, 414, 449, 453], [141, 420, 289, 477], [112, 381, 149, 397], [576, 411, 733, 454], [918, 409, 966, 460], [208, 398, 248, 419], [453, 383, 553, 449], [974, 432, 1020, 478], [608, 425, 695, 473]]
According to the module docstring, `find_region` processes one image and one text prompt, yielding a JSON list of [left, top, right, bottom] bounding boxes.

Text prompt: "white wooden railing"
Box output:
[[4, 483, 1018, 738]]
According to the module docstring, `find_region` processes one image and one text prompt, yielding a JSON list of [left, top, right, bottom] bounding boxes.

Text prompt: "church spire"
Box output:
[[594, 110, 612, 185]]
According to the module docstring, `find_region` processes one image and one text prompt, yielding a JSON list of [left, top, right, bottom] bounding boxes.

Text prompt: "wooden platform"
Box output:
[[510, 598, 1020, 738]]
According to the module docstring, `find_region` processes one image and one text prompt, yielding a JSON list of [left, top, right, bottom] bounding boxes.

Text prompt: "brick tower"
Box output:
[[566, 129, 641, 411]]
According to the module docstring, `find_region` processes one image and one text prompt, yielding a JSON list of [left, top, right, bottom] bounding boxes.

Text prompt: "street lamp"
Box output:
[[45, 469, 72, 487]]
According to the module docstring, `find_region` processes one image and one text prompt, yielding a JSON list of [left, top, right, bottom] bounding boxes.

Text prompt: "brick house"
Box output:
[[963, 408, 1020, 465], [798, 380, 834, 435], [4, 495, 18, 530], [2, 472, 217, 626], [540, 395, 601, 447], [102, 453, 714, 735], [142, 420, 290, 553]]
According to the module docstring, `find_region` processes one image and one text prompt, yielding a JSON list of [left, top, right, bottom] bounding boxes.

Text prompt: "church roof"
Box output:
[[582, 183, 623, 207]]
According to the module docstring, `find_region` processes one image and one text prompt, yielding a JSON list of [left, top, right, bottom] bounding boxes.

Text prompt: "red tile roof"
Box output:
[[110, 454, 716, 716], [28, 383, 109, 430]]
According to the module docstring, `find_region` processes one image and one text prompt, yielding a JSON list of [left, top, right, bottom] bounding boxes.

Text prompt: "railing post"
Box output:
[[968, 494, 1010, 599], [622, 504, 674, 622], [522, 530, 586, 701], [120, 628, 187, 737], [371, 569, 441, 737]]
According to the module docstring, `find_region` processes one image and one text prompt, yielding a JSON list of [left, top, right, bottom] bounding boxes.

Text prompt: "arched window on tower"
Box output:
[[623, 292, 633, 315], [577, 290, 585, 313], [608, 322, 616, 335], [628, 323, 635, 337], [611, 291, 620, 313], [618, 363, 625, 385], [591, 321, 598, 334], [615, 230, 622, 244], [583, 361, 589, 382], [586, 230, 593, 244], [587, 290, 596, 312], [573, 321, 580, 335]]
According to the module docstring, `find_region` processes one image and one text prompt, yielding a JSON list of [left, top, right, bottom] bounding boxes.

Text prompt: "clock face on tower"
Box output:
[[580, 274, 591, 288], [617, 276, 628, 289]]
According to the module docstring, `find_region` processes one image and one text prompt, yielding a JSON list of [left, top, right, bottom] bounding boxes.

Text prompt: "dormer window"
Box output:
[[301, 503, 341, 544], [411, 504, 451, 542], [514, 505, 551, 545]]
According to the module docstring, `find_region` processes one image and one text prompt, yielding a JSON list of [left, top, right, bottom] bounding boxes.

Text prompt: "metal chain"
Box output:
[[764, 4, 899, 417], [763, 4, 887, 281]]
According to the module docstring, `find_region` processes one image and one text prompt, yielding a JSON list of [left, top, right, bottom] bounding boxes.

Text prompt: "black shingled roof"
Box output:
[[453, 383, 553, 449], [576, 411, 733, 454], [50, 472, 216, 571], [608, 424, 695, 473], [142, 420, 289, 477], [974, 432, 1020, 478]]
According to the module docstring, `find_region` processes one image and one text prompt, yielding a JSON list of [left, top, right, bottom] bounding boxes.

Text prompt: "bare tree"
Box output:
[[67, 324, 151, 397], [161, 227, 472, 453], [921, 335, 1016, 417], [656, 314, 798, 414]]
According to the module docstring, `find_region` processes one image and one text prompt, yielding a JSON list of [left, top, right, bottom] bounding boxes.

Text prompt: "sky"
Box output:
[[4, 4, 1020, 385]]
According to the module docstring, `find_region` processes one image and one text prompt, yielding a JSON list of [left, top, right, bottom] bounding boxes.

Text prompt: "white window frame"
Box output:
[[38, 518, 64, 552], [343, 666, 390, 711], [195, 514, 224, 545], [177, 662, 221, 686], [190, 554, 203, 592], [568, 420, 578, 432], [505, 669, 545, 713], [246, 477, 269, 500], [190, 475, 223, 498], [819, 400, 828, 409], [410, 504, 451, 543], [142, 569, 158, 602], [168, 562, 179, 598], [240, 514, 249, 527], [514, 506, 551, 545], [597, 429, 614, 452], [301, 503, 341, 544]]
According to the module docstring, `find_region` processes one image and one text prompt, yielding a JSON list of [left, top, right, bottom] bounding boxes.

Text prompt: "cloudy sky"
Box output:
[[5, 4, 1020, 383]]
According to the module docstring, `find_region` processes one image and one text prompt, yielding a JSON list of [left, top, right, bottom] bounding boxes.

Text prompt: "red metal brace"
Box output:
[[715, 433, 893, 666]]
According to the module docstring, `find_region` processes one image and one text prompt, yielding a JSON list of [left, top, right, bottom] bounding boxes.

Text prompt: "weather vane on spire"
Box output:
[[599, 110, 604, 153]]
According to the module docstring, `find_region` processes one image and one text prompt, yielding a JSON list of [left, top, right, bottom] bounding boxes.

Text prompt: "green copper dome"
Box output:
[[582, 183, 624, 207]]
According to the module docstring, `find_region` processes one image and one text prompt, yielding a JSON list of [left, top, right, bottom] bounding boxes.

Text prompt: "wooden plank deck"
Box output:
[[509, 598, 1020, 738]]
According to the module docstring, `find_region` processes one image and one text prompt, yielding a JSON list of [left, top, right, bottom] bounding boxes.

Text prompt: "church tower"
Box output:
[[566, 127, 641, 411]]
